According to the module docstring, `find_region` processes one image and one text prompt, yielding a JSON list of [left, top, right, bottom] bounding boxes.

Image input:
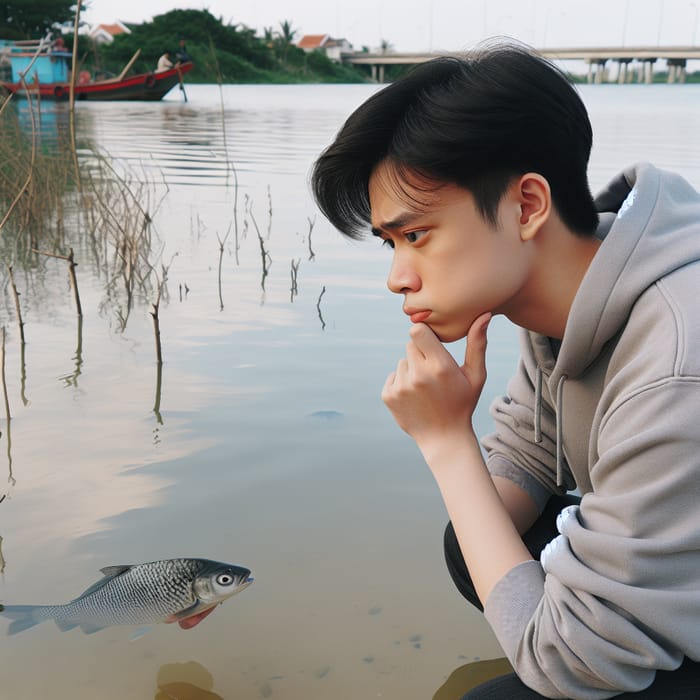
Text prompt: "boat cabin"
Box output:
[[0, 39, 71, 85]]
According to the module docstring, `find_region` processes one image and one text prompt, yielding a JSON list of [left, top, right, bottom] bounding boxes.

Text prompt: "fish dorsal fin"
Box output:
[[99, 565, 133, 577], [71, 565, 134, 601]]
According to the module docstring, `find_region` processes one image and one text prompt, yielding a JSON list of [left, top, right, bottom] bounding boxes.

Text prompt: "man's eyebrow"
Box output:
[[371, 211, 423, 237]]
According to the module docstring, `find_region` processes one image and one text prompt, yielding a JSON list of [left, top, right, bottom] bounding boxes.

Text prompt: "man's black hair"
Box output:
[[311, 42, 599, 239]]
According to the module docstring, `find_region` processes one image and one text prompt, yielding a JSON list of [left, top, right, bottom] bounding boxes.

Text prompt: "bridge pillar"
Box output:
[[370, 64, 386, 83], [643, 58, 656, 84], [616, 59, 632, 84], [667, 58, 687, 83], [594, 59, 608, 83]]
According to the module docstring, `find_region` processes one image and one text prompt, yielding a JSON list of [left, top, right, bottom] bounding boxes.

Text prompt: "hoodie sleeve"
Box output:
[[484, 377, 699, 699]]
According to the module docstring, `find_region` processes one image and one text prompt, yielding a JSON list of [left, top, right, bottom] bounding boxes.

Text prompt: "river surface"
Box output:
[[1, 81, 700, 700]]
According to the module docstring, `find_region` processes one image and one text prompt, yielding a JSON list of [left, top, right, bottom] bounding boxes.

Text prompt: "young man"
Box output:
[[311, 44, 700, 699]]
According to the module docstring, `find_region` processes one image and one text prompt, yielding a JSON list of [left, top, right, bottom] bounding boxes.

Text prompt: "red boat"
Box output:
[[0, 40, 193, 101]]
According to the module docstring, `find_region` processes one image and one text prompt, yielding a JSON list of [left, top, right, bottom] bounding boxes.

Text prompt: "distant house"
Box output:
[[297, 34, 353, 62], [88, 21, 131, 45]]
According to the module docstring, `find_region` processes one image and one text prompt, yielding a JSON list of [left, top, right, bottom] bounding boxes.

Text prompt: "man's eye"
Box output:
[[405, 230, 428, 243], [381, 238, 395, 249]]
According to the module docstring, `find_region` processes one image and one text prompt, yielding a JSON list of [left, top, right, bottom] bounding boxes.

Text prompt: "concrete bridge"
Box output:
[[342, 46, 700, 84]]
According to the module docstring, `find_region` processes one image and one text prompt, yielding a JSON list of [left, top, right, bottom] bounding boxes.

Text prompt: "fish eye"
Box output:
[[216, 573, 235, 586]]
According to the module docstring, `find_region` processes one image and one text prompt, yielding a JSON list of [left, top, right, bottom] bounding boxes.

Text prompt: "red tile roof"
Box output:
[[297, 34, 329, 49]]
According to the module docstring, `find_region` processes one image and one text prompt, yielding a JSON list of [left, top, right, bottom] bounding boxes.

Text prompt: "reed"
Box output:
[[307, 216, 316, 261], [290, 257, 300, 302], [216, 226, 231, 311], [316, 286, 327, 331], [249, 204, 271, 295]]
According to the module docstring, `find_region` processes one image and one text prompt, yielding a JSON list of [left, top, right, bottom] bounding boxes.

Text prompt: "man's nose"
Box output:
[[387, 253, 420, 294]]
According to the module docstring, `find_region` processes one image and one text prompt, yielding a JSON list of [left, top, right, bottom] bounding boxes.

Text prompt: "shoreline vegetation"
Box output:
[[76, 9, 371, 85]]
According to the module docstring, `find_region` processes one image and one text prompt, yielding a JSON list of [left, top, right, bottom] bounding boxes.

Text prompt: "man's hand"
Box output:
[[381, 312, 491, 453]]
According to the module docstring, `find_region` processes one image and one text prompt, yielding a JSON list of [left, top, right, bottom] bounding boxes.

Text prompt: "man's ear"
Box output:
[[516, 173, 551, 242]]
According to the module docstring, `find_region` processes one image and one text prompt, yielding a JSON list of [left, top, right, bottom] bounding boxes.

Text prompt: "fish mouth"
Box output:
[[237, 576, 253, 591]]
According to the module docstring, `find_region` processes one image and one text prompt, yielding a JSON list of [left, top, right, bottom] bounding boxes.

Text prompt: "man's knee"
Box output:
[[443, 521, 483, 611]]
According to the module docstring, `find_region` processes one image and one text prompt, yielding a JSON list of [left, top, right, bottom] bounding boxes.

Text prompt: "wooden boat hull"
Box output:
[[1, 62, 193, 101]]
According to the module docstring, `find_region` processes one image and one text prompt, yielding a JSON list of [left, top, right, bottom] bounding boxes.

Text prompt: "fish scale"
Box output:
[[56, 559, 203, 626]]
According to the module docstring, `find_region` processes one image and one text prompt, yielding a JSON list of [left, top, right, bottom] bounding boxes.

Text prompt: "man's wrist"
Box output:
[[417, 428, 482, 474]]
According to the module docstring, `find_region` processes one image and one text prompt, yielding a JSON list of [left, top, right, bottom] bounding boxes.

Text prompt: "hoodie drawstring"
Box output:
[[534, 365, 567, 488], [534, 366, 543, 444], [556, 374, 567, 488]]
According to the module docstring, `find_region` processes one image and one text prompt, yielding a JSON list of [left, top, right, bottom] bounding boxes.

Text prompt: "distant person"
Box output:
[[156, 51, 173, 72], [51, 35, 66, 53], [175, 39, 191, 63]]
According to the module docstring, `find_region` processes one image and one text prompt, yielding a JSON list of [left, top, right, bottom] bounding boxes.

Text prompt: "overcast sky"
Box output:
[[82, 0, 700, 53]]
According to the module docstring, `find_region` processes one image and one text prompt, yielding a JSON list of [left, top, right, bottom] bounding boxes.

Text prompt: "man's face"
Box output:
[[369, 161, 535, 342]]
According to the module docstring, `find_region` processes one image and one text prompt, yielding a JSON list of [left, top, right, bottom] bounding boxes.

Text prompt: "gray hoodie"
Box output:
[[481, 163, 700, 698]]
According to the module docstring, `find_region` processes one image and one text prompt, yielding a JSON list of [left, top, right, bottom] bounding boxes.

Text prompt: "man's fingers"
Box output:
[[463, 312, 491, 380], [408, 322, 442, 355]]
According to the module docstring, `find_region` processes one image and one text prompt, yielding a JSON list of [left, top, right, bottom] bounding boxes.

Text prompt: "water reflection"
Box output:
[[58, 316, 83, 388], [156, 661, 224, 700], [433, 658, 514, 700]]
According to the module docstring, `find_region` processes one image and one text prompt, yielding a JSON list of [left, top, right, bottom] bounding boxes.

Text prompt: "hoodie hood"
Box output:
[[526, 163, 700, 487], [552, 162, 700, 384]]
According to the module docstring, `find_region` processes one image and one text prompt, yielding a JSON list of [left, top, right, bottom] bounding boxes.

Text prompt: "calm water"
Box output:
[[1, 82, 700, 700]]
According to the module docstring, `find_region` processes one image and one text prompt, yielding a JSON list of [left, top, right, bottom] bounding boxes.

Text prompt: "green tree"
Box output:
[[0, 0, 77, 39], [275, 19, 297, 64]]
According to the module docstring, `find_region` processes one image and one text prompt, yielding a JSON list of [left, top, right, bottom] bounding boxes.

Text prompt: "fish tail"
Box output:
[[1, 605, 54, 635]]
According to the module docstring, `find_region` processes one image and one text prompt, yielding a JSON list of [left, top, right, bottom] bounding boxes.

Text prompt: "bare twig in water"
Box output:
[[153, 361, 163, 426], [317, 286, 327, 331], [0, 328, 10, 422], [307, 216, 316, 261], [151, 264, 173, 424], [250, 205, 271, 293], [216, 225, 231, 311], [0, 535, 5, 570], [6, 267, 25, 344], [0, 327, 14, 486], [32, 248, 83, 317], [150, 271, 167, 366], [290, 258, 300, 302]]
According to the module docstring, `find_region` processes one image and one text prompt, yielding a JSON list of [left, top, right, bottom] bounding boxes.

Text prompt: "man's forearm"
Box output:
[[422, 434, 534, 606]]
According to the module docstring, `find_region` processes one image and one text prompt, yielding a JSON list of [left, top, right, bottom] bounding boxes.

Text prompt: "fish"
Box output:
[[1, 558, 253, 635]]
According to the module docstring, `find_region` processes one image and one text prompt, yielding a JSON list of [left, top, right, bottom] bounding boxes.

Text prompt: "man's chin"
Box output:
[[428, 324, 466, 344]]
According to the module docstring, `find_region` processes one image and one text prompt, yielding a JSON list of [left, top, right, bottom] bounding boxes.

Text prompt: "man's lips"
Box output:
[[407, 310, 431, 323]]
